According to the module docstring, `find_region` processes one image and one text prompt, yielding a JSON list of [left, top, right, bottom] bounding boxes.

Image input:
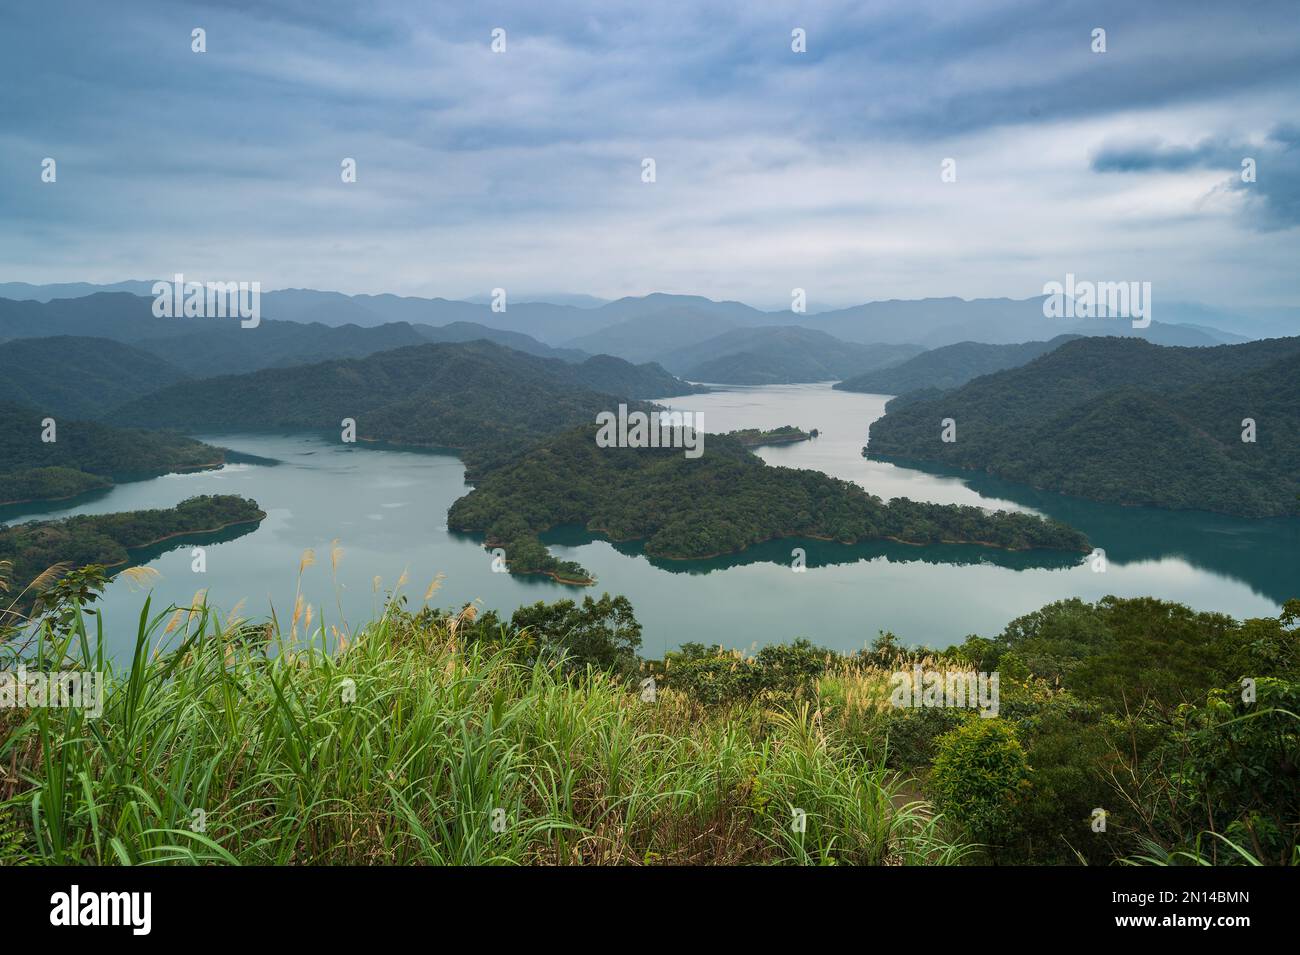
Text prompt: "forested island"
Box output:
[[0, 495, 265, 607], [730, 425, 815, 446], [448, 425, 1090, 582], [0, 402, 227, 505], [868, 336, 1300, 517]]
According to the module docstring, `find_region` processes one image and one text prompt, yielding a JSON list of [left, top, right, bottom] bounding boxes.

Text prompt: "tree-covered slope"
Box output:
[[0, 403, 226, 504], [867, 336, 1300, 517], [0, 336, 190, 418], [113, 341, 661, 476], [447, 425, 1089, 582], [834, 335, 1080, 395], [568, 354, 708, 398]]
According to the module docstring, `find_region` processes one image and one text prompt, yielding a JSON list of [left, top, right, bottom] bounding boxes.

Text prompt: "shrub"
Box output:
[[929, 718, 1032, 856]]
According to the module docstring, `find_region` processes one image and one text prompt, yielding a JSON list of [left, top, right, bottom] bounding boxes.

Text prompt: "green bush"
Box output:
[[663, 639, 830, 706], [929, 718, 1032, 856]]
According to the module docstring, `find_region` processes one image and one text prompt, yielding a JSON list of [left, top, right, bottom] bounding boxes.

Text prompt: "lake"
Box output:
[[4, 383, 1293, 661]]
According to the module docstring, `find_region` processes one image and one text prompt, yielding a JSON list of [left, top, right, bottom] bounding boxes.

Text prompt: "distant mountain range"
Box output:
[[835, 335, 1082, 395], [867, 335, 1300, 518], [0, 293, 587, 377], [657, 327, 923, 384], [4, 283, 1286, 356]]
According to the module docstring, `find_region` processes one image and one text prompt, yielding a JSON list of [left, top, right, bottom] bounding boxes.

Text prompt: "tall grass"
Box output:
[[0, 596, 971, 866]]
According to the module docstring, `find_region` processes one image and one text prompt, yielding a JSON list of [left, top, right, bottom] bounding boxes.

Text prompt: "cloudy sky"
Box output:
[[3, 0, 1298, 308]]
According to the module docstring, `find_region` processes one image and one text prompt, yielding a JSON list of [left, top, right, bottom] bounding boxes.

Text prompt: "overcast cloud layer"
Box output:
[[3, 0, 1298, 308]]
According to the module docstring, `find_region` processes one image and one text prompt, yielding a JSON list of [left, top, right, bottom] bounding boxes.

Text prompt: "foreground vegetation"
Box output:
[[0, 578, 965, 865], [0, 563, 1293, 866]]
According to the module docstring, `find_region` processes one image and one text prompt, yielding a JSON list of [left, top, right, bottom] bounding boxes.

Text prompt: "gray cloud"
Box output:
[[1, 0, 1298, 305], [1092, 125, 1300, 229]]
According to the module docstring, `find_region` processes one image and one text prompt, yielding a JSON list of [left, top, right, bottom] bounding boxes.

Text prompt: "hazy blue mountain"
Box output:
[[1156, 301, 1300, 340], [0, 294, 581, 376], [653, 326, 922, 384], [461, 292, 610, 309], [592, 292, 768, 324], [413, 322, 587, 361], [0, 283, 1252, 351], [565, 306, 740, 363], [835, 335, 1081, 395], [0, 280, 158, 301], [794, 296, 1243, 348]]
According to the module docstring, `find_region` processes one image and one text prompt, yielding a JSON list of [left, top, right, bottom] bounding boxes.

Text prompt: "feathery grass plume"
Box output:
[[0, 559, 11, 594], [117, 565, 161, 591], [26, 562, 70, 597], [304, 603, 314, 635], [291, 593, 305, 640], [298, 548, 316, 577], [329, 539, 343, 577], [163, 608, 185, 635], [423, 573, 446, 603], [187, 590, 208, 625]]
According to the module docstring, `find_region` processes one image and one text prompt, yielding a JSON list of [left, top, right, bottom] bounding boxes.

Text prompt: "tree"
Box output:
[[509, 593, 642, 677]]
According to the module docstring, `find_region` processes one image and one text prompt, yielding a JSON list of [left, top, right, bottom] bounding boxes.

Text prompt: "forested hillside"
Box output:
[[835, 335, 1080, 395], [112, 341, 665, 476], [868, 336, 1300, 516], [0, 403, 226, 505], [0, 336, 190, 417]]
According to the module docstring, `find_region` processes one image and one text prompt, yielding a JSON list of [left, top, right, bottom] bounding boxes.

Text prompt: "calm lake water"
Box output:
[[4, 383, 1294, 660]]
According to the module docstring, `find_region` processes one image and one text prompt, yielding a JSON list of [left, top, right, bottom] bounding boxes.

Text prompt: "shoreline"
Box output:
[[466, 519, 1086, 582], [0, 456, 228, 508], [106, 511, 268, 569]]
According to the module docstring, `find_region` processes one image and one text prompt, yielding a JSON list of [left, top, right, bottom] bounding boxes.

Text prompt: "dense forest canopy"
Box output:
[[113, 340, 667, 477], [0, 402, 226, 505], [834, 335, 1081, 395], [0, 336, 190, 417]]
